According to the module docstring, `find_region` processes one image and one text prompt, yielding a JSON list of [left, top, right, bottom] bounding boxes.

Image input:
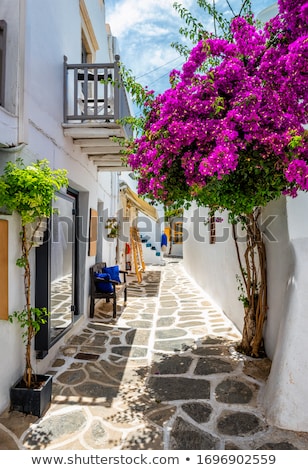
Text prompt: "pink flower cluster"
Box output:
[[128, 0, 308, 208]]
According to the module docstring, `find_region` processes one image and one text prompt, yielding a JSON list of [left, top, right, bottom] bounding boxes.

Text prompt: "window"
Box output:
[[0, 20, 7, 107], [173, 221, 183, 244]]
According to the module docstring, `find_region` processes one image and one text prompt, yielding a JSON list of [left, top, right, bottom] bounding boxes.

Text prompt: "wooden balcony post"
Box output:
[[114, 55, 120, 121]]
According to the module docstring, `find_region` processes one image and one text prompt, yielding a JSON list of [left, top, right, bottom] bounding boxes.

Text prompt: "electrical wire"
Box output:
[[136, 55, 183, 80]]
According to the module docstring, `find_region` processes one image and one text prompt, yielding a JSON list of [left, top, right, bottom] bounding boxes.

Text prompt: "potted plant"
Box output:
[[0, 158, 68, 416]]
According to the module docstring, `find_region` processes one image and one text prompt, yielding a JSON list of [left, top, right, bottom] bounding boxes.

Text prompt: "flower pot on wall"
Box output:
[[10, 374, 53, 417], [105, 217, 119, 239]]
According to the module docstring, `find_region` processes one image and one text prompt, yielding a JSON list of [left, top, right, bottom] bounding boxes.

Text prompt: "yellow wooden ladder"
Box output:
[[130, 226, 145, 283]]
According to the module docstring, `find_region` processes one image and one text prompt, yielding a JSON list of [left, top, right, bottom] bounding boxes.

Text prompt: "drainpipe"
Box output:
[[18, 0, 27, 144]]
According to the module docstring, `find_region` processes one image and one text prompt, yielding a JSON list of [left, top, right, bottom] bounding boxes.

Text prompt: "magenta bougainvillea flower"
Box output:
[[128, 0, 308, 217]]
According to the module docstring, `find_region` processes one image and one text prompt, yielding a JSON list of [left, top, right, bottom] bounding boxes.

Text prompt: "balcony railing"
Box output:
[[63, 55, 132, 133]]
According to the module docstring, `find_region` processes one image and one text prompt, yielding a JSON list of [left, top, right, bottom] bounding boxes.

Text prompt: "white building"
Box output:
[[0, 0, 132, 413], [183, 3, 308, 432]]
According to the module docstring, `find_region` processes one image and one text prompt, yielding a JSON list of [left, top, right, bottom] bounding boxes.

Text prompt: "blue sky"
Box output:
[[105, 0, 276, 97]]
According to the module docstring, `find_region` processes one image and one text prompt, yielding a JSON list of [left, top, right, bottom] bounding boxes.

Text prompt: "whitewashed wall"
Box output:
[[183, 203, 245, 332], [264, 193, 308, 431], [0, 0, 26, 418], [183, 193, 308, 431], [0, 0, 118, 413]]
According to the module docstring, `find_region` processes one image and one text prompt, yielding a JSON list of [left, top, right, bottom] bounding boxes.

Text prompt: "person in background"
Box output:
[[161, 230, 168, 256]]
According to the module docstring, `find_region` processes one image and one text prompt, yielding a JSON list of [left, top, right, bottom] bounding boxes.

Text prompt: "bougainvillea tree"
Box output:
[[127, 0, 308, 357]]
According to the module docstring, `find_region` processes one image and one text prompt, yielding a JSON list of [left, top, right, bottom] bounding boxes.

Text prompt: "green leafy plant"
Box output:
[[0, 158, 68, 388]]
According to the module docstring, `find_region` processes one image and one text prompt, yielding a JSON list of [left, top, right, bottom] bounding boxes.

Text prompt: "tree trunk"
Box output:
[[22, 225, 34, 388], [234, 210, 268, 357]]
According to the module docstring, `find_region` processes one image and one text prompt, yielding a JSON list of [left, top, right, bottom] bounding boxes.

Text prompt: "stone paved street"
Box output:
[[1, 259, 308, 450]]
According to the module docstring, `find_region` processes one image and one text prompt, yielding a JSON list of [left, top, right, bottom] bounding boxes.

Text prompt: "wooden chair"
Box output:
[[89, 262, 127, 318]]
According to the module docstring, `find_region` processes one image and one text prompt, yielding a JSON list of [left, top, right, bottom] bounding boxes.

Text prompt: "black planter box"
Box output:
[[10, 374, 53, 417]]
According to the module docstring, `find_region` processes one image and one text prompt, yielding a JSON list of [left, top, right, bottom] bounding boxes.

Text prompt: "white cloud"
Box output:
[[104, 0, 193, 93], [105, 0, 277, 96], [106, 0, 194, 38]]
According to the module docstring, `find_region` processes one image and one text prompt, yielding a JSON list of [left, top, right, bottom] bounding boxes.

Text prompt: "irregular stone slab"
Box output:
[[126, 320, 152, 329], [177, 321, 205, 327], [257, 441, 298, 450], [204, 336, 227, 343], [111, 346, 148, 357], [123, 425, 164, 450], [0, 410, 37, 441], [160, 301, 178, 307], [225, 441, 242, 450], [85, 362, 124, 385], [23, 410, 87, 449], [192, 346, 230, 356], [194, 357, 235, 375], [217, 411, 264, 436], [154, 339, 195, 352], [126, 329, 151, 345], [74, 382, 117, 401], [243, 358, 272, 382], [160, 295, 177, 301], [148, 377, 210, 401], [157, 317, 175, 327], [182, 402, 213, 423], [110, 337, 121, 345], [146, 405, 177, 426], [155, 329, 187, 339], [57, 368, 87, 385], [157, 308, 176, 316], [74, 353, 100, 361], [215, 379, 255, 404], [170, 417, 218, 450], [52, 358, 65, 367], [80, 346, 106, 355], [61, 346, 79, 356], [178, 310, 203, 316], [85, 419, 107, 445], [88, 323, 114, 332], [140, 314, 154, 320], [151, 355, 193, 375], [213, 327, 234, 333], [68, 335, 89, 345], [190, 327, 209, 337], [85, 333, 109, 347], [83, 419, 123, 449], [0, 427, 19, 450]]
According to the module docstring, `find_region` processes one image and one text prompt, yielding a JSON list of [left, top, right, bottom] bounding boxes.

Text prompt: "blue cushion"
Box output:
[[95, 272, 113, 293], [103, 265, 121, 284]]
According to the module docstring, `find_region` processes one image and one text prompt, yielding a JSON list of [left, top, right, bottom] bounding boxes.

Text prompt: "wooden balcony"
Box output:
[[62, 55, 132, 172]]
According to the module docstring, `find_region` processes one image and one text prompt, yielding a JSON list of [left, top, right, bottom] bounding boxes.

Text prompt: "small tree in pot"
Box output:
[[0, 158, 68, 393]]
